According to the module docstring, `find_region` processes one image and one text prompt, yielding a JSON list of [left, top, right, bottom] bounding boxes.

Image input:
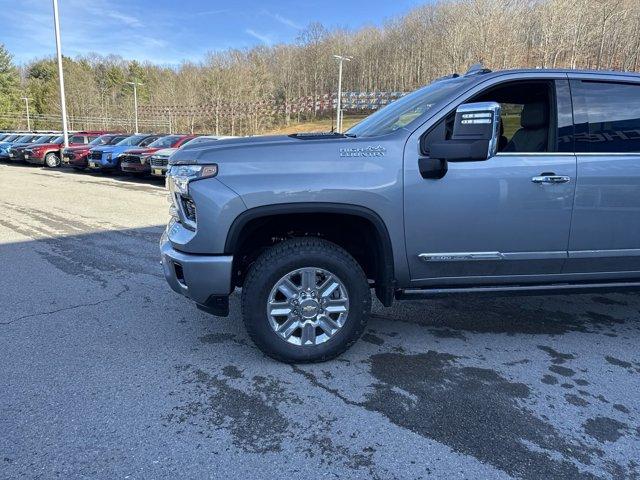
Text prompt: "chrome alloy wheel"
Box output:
[[267, 267, 350, 346]]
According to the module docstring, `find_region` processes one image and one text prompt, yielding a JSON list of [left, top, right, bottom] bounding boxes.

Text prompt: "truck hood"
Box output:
[[169, 134, 363, 165], [123, 147, 159, 156], [152, 147, 177, 158], [65, 144, 92, 152], [26, 142, 62, 149], [91, 145, 137, 155]]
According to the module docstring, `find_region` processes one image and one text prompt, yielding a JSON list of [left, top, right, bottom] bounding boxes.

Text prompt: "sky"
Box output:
[[0, 0, 426, 66]]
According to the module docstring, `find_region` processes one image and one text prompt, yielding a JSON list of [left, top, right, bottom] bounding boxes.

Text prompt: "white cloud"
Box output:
[[105, 11, 143, 28], [269, 13, 302, 30], [245, 29, 272, 45]]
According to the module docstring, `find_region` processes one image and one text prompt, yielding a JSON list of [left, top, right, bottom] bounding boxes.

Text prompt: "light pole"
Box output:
[[21, 97, 31, 131], [126, 81, 143, 134], [52, 0, 69, 147], [333, 55, 352, 133]]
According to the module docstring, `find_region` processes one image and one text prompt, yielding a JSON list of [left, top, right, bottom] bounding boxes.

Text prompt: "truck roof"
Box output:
[[463, 67, 640, 81]]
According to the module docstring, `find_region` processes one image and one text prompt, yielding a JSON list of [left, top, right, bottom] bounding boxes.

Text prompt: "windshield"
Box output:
[[185, 136, 218, 145], [16, 135, 35, 143], [33, 135, 53, 143], [148, 135, 182, 148], [110, 135, 130, 144], [89, 135, 109, 146], [116, 135, 148, 146], [4, 135, 19, 142], [346, 76, 471, 137]]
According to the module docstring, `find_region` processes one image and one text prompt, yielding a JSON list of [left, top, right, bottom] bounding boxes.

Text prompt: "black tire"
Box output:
[[44, 152, 60, 168], [242, 237, 371, 363]]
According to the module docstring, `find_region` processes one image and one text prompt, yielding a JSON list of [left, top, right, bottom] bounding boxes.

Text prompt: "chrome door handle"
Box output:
[[531, 175, 570, 184]]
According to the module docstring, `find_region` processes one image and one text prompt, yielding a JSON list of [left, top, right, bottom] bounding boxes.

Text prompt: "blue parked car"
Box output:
[[87, 134, 162, 171]]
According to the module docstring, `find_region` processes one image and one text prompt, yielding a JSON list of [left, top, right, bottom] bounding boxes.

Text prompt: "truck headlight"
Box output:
[[168, 164, 218, 196]]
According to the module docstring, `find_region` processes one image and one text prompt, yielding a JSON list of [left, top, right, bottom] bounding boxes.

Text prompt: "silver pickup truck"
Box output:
[[161, 67, 640, 363]]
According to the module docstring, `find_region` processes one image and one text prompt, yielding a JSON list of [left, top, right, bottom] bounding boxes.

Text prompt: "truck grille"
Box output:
[[121, 154, 141, 164], [150, 157, 168, 167], [89, 151, 102, 160]]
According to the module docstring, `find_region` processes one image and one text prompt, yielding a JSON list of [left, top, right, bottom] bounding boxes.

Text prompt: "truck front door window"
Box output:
[[471, 81, 555, 153]]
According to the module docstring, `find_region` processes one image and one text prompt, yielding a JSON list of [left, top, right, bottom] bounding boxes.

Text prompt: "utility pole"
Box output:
[[52, 0, 69, 147], [126, 81, 143, 134], [21, 97, 31, 131], [333, 55, 352, 133]]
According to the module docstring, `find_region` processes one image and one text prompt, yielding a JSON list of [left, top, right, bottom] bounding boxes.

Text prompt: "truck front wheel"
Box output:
[[242, 238, 371, 363]]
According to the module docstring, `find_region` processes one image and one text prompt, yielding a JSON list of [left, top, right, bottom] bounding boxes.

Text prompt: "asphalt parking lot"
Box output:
[[1, 163, 639, 480]]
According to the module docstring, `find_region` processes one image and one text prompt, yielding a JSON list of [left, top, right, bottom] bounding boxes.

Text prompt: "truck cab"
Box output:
[[161, 68, 640, 362]]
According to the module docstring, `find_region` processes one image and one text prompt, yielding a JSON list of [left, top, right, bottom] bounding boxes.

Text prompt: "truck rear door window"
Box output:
[[571, 80, 640, 153]]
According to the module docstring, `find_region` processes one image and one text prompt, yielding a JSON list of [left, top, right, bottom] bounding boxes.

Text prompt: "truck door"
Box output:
[[564, 76, 640, 274], [403, 78, 577, 286]]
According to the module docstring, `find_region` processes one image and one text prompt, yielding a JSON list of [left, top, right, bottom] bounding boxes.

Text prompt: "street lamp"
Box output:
[[21, 97, 30, 131], [52, 0, 69, 147], [126, 81, 143, 134], [333, 55, 352, 133]]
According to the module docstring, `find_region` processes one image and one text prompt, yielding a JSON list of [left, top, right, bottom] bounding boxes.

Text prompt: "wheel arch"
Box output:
[[225, 202, 396, 306]]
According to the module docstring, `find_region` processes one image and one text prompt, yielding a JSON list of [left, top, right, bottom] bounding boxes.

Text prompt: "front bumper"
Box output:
[[121, 160, 150, 174], [4, 151, 23, 162], [87, 155, 116, 170], [160, 230, 234, 307], [150, 164, 168, 177], [64, 152, 89, 167], [25, 154, 45, 165]]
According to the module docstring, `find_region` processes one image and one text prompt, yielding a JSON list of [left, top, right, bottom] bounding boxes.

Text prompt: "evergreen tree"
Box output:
[[0, 43, 20, 128]]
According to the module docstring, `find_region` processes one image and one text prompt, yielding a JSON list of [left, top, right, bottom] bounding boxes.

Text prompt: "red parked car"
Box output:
[[120, 135, 196, 175], [24, 130, 113, 168], [63, 133, 129, 170]]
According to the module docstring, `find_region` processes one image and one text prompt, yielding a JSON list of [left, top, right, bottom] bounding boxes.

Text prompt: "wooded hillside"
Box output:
[[0, 0, 638, 134]]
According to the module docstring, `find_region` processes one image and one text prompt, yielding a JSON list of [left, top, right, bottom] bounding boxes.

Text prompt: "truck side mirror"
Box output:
[[428, 101, 502, 163]]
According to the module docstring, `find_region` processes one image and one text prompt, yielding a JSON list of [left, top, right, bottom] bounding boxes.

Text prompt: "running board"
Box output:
[[396, 281, 640, 299]]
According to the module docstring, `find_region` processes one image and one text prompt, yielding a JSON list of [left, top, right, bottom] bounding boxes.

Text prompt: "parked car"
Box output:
[[0, 134, 33, 159], [150, 136, 234, 177], [1, 134, 45, 161], [161, 67, 640, 362], [0, 134, 26, 148], [87, 134, 162, 172], [63, 133, 129, 170], [23, 133, 99, 167], [120, 134, 196, 176], [7, 134, 58, 163]]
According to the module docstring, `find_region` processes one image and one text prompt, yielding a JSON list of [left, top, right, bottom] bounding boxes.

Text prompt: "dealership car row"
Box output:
[[0, 130, 229, 177]]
